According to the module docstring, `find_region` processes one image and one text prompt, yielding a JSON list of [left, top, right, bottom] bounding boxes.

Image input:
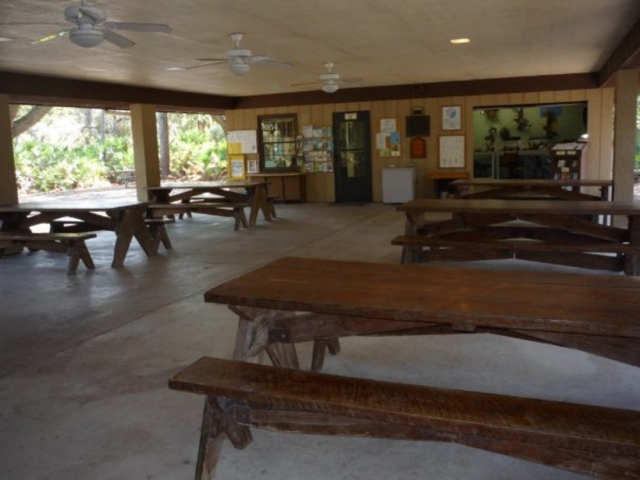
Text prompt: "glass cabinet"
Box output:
[[258, 114, 299, 171]]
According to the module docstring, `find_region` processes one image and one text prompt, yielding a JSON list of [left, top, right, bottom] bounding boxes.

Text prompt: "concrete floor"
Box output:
[[1, 192, 640, 480]]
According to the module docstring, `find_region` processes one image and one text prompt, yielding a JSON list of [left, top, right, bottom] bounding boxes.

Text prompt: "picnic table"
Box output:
[[0, 199, 155, 267], [185, 257, 640, 478], [394, 198, 640, 275], [146, 181, 271, 227], [450, 178, 612, 201]]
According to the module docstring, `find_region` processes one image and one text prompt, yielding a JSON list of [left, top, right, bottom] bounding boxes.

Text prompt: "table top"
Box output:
[[0, 200, 148, 213], [396, 198, 640, 215], [450, 179, 613, 187], [204, 257, 640, 338], [147, 181, 266, 191]]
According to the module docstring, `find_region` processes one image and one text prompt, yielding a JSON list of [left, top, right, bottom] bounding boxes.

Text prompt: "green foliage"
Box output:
[[12, 106, 227, 194], [166, 113, 227, 181]]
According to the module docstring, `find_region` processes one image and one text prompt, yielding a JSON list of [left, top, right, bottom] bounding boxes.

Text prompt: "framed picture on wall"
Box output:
[[442, 106, 462, 131], [247, 159, 260, 174]]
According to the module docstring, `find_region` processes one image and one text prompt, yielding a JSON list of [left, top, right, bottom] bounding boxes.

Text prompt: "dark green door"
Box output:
[[332, 111, 372, 203]]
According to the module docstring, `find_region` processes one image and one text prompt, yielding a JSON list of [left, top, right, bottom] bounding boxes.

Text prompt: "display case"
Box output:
[[550, 142, 588, 180]]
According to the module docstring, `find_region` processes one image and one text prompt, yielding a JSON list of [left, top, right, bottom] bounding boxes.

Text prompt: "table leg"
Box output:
[[112, 209, 156, 267], [625, 215, 640, 276], [249, 184, 272, 226]]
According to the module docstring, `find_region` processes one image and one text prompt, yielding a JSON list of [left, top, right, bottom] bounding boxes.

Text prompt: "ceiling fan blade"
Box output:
[[104, 21, 171, 34], [184, 61, 227, 70], [251, 56, 292, 68], [196, 57, 227, 62], [291, 81, 321, 87], [32, 29, 69, 44], [0, 22, 64, 26], [103, 29, 135, 48]]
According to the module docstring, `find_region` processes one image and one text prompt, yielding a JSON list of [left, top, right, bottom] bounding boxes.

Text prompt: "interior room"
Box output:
[[2, 1, 640, 479]]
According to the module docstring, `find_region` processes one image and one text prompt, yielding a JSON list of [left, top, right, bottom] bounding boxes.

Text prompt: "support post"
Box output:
[[0, 95, 18, 205], [612, 69, 638, 204], [131, 104, 161, 202]]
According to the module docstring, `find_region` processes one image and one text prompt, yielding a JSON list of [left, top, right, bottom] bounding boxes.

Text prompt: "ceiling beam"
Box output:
[[0, 70, 599, 112], [0, 71, 235, 112], [598, 16, 640, 87], [236, 74, 599, 109]]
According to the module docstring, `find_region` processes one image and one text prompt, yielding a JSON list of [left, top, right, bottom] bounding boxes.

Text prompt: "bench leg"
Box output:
[[67, 240, 95, 274], [195, 396, 226, 480]]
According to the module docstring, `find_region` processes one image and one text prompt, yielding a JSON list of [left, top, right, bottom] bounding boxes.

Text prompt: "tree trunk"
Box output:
[[211, 114, 227, 135], [10, 105, 53, 138], [157, 112, 170, 178]]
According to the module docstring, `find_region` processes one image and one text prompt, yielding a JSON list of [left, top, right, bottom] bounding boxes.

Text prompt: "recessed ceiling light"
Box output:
[[0, 36, 15, 43], [165, 67, 184, 71], [450, 38, 470, 45]]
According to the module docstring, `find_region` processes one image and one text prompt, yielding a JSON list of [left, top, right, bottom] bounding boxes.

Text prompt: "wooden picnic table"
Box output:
[[146, 181, 271, 227], [0, 199, 155, 267], [450, 178, 613, 201], [204, 256, 640, 369], [194, 257, 640, 478], [394, 198, 640, 275]]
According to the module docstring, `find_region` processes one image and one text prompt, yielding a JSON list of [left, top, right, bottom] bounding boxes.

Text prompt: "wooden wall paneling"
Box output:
[[242, 109, 257, 129], [322, 103, 334, 125], [508, 93, 525, 105], [580, 89, 603, 195], [305, 173, 317, 202], [538, 91, 555, 104], [523, 92, 540, 104], [371, 100, 386, 201], [569, 89, 587, 102], [226, 86, 615, 203], [310, 104, 323, 126], [552, 90, 574, 103]]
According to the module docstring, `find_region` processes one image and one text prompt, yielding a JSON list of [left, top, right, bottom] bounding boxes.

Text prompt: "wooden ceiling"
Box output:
[[1, 0, 640, 108]]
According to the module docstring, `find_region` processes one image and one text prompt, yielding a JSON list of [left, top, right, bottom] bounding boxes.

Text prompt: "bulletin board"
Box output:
[[439, 135, 465, 168], [227, 130, 258, 154]]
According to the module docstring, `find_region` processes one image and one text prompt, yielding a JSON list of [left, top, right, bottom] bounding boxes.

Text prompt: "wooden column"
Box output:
[[612, 69, 637, 202], [0, 95, 18, 205], [131, 104, 160, 201]]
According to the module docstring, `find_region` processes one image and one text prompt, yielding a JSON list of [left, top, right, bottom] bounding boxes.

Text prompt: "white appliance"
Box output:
[[382, 167, 416, 203]]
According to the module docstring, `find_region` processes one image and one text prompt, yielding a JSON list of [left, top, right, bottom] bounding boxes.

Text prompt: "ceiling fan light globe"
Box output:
[[322, 83, 339, 93], [70, 28, 103, 47], [230, 63, 250, 76]]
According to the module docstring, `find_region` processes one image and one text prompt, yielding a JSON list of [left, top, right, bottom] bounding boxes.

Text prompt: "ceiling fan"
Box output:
[[292, 62, 361, 93], [20, 1, 171, 48], [188, 33, 292, 76]]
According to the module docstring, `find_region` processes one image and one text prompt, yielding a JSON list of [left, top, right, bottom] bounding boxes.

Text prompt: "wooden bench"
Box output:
[[0, 232, 96, 274], [392, 234, 637, 273], [148, 202, 248, 231], [169, 357, 640, 480]]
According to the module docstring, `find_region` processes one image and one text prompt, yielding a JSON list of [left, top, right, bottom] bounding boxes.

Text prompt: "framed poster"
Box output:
[[442, 106, 462, 131], [439, 135, 465, 168], [246, 159, 260, 174], [228, 155, 246, 179]]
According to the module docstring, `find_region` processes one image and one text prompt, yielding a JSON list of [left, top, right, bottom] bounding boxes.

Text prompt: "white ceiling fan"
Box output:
[[292, 62, 361, 93], [188, 33, 292, 76], [15, 1, 171, 48]]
